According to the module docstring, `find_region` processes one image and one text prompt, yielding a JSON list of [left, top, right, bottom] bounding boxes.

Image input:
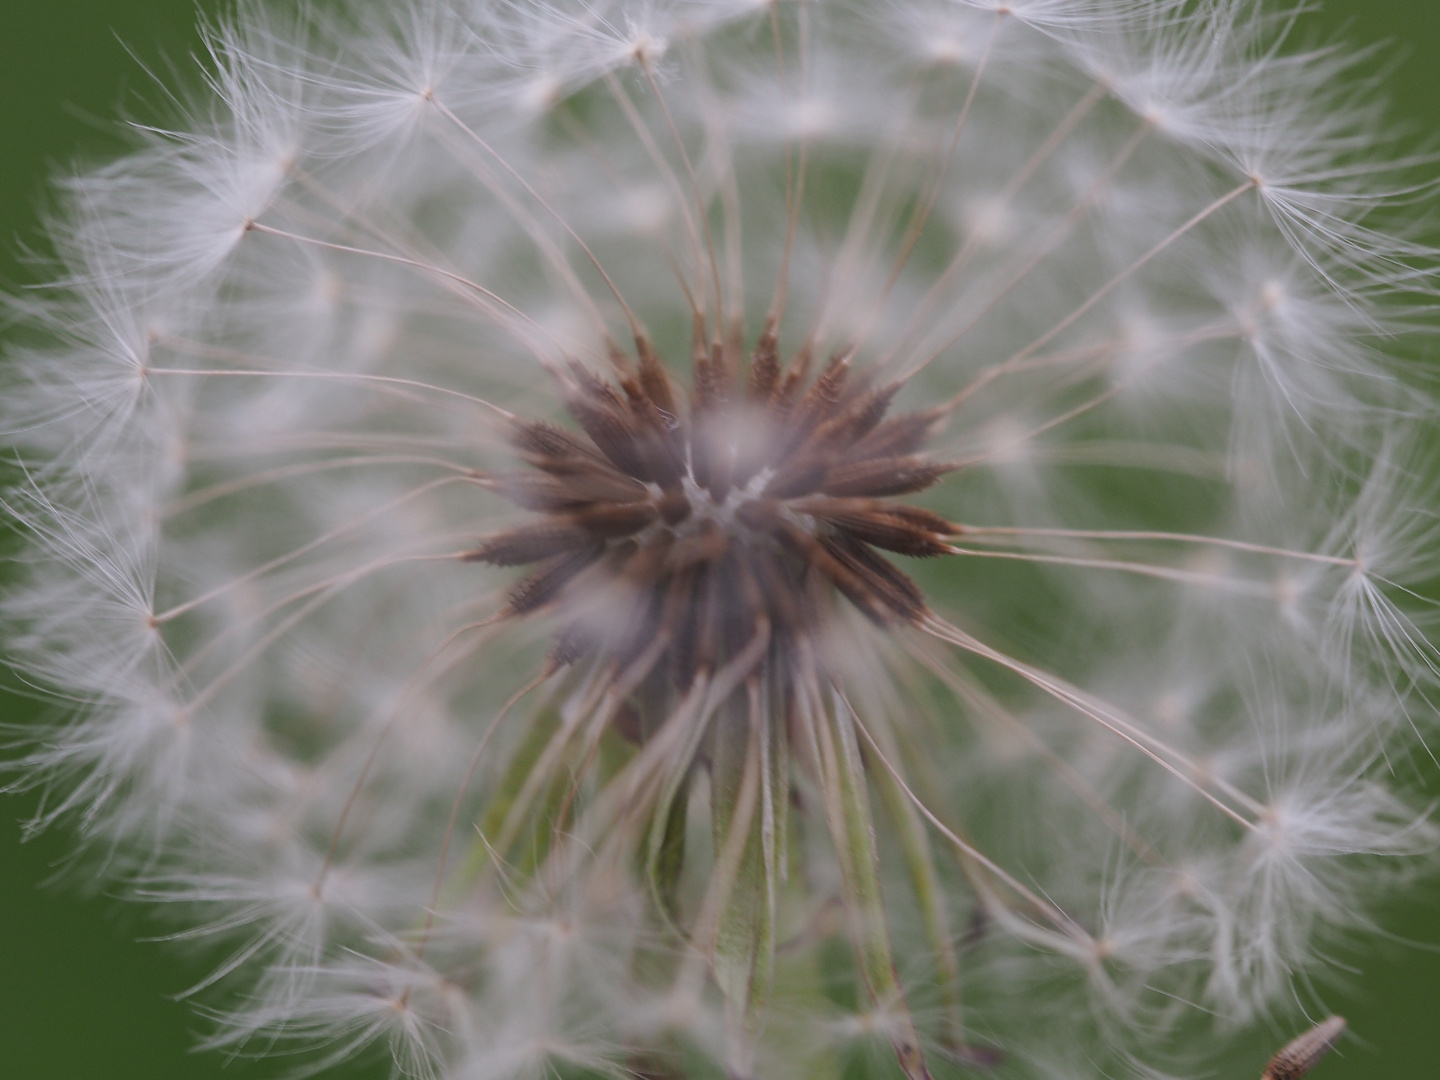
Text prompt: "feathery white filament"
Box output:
[[4, 1, 1438, 1078]]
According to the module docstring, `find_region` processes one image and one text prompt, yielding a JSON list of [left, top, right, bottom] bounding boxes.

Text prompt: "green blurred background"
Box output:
[[1, 1, 1437, 1077]]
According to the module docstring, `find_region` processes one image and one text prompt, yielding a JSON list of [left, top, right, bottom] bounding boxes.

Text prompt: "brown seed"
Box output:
[[621, 354, 687, 489], [570, 501, 659, 538], [805, 382, 900, 454], [773, 521, 891, 625], [798, 498, 954, 535], [507, 543, 606, 614], [884, 504, 958, 533], [847, 406, 946, 460], [635, 337, 678, 417], [569, 362, 631, 412], [820, 531, 928, 623], [748, 322, 781, 402], [534, 454, 648, 493], [491, 466, 647, 511], [508, 418, 605, 463], [489, 473, 593, 512], [691, 332, 726, 410], [565, 393, 649, 480], [466, 522, 596, 566], [800, 500, 952, 557], [785, 353, 852, 446], [1261, 1017, 1345, 1080], [821, 456, 948, 498], [774, 367, 805, 412], [632, 426, 686, 491], [565, 364, 655, 474], [763, 452, 831, 499]]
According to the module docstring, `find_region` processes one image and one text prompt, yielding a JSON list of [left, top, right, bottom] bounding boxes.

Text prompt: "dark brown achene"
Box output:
[[467, 327, 957, 702], [1260, 1018, 1346, 1080]]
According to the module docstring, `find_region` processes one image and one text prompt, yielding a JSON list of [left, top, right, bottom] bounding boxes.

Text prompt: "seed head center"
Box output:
[[466, 333, 958, 689]]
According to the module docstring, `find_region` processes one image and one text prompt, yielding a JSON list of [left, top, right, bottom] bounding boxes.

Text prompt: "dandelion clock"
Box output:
[[4, 1, 1440, 1078]]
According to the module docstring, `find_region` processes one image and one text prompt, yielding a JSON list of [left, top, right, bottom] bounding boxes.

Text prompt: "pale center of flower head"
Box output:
[[469, 328, 958, 709]]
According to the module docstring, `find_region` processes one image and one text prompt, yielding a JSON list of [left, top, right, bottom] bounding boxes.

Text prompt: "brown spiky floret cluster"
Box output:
[[469, 328, 958, 696]]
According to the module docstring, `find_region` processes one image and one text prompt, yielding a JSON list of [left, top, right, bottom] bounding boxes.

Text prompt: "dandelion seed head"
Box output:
[[5, 0, 1440, 1077]]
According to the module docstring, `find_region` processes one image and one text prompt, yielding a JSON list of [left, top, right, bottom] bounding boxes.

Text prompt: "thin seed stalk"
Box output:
[[862, 717, 965, 1051], [696, 693, 765, 1077], [812, 689, 933, 1080]]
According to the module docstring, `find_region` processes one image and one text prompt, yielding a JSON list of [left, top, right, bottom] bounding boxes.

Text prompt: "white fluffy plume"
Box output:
[[4, 1, 1438, 1078]]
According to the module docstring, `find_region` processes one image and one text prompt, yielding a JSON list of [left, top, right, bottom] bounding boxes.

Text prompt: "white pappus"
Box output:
[[3, 1, 1439, 1079]]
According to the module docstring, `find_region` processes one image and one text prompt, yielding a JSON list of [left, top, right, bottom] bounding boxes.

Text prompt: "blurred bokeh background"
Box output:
[[1, 1, 1436, 1076]]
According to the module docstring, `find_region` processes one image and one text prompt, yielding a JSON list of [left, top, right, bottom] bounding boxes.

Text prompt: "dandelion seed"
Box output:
[[1260, 1016, 1346, 1080], [4, 1, 1439, 1078]]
